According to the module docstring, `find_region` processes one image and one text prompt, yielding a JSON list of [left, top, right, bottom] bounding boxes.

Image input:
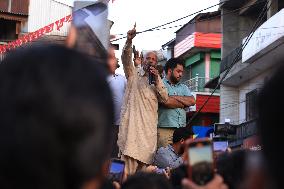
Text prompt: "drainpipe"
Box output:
[[195, 73, 199, 92], [8, 0, 12, 12], [267, 0, 278, 19]]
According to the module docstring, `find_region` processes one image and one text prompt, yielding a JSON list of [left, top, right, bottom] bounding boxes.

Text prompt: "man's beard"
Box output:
[[178, 145, 185, 155], [170, 73, 179, 84]]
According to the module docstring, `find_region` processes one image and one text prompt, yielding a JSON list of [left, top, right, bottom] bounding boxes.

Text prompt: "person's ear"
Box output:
[[180, 138, 185, 144]]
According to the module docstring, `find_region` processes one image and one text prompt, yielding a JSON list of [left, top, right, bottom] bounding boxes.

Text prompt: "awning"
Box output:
[[0, 12, 28, 22]]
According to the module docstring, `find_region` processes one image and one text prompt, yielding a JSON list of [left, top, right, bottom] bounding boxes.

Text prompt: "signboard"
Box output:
[[242, 9, 284, 62], [213, 141, 228, 152]]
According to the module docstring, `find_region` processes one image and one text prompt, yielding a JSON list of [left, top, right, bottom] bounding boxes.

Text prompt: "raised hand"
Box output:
[[127, 23, 136, 41]]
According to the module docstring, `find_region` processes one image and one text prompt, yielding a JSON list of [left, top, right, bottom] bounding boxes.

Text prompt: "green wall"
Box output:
[[184, 51, 221, 80], [210, 59, 220, 79], [185, 53, 204, 67], [210, 51, 221, 78], [191, 61, 205, 78]]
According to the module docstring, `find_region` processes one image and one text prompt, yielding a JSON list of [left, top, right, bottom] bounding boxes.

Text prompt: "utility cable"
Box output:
[[111, 0, 267, 42], [111, 1, 225, 42], [187, 0, 271, 124]]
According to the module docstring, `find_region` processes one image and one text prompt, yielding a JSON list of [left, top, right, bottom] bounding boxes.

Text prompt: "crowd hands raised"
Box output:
[[0, 20, 281, 189]]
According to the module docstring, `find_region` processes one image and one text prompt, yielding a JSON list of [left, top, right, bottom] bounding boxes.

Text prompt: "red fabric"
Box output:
[[196, 94, 220, 113], [194, 32, 221, 49]]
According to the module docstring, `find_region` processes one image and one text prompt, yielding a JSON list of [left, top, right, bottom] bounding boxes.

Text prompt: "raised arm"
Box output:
[[121, 26, 136, 79]]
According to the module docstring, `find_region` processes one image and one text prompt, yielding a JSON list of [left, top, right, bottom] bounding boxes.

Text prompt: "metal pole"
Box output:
[[195, 73, 199, 92]]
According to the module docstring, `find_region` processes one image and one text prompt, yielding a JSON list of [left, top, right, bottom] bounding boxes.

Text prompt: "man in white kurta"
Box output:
[[117, 27, 168, 175]]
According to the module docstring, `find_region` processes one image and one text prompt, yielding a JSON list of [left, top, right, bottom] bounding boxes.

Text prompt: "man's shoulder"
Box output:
[[178, 83, 189, 89], [115, 74, 127, 82], [156, 145, 171, 154], [162, 78, 170, 86], [116, 74, 126, 79]]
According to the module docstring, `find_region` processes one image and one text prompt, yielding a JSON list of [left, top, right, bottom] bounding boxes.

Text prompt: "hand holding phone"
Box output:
[[187, 138, 214, 185], [108, 159, 125, 184]]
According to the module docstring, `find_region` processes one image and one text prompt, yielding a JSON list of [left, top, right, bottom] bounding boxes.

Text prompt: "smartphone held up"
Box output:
[[187, 138, 215, 185], [108, 159, 125, 184]]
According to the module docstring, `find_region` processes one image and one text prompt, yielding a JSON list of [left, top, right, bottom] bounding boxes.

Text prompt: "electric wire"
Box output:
[[187, 0, 271, 124]]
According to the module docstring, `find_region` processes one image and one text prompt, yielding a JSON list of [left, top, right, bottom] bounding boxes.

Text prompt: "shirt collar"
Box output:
[[164, 78, 180, 86], [168, 144, 179, 156]]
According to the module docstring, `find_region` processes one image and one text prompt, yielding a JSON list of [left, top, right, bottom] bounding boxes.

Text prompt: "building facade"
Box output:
[[219, 0, 284, 148], [163, 11, 222, 127], [24, 0, 72, 39], [0, 0, 29, 60], [1, 0, 72, 61]]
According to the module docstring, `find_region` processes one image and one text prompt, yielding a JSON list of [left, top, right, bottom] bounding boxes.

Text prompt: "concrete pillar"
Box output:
[[221, 8, 255, 58], [205, 53, 210, 81], [220, 84, 239, 124], [8, 0, 12, 12], [267, 0, 278, 18]]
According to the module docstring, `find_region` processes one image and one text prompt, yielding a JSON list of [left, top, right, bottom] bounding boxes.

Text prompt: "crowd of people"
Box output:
[[0, 4, 283, 189]]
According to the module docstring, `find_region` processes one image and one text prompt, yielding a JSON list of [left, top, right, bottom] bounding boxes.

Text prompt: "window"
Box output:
[[246, 89, 258, 121], [0, 19, 17, 41]]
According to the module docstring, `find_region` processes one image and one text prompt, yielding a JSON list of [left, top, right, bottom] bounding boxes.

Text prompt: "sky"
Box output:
[[60, 0, 220, 74]]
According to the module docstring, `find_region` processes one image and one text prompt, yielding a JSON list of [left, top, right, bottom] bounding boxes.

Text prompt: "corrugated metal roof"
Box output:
[[0, 10, 28, 16], [0, 0, 29, 15], [0, 11, 28, 21], [175, 10, 221, 34], [0, 0, 8, 12], [162, 38, 175, 49], [11, 0, 29, 15], [53, 0, 73, 7]]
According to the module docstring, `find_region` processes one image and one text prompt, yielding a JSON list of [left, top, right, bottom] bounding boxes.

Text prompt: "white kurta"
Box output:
[[117, 41, 168, 164]]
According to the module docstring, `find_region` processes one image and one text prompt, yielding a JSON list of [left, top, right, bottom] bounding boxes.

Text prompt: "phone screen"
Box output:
[[108, 159, 125, 184], [188, 139, 214, 185], [213, 141, 228, 152]]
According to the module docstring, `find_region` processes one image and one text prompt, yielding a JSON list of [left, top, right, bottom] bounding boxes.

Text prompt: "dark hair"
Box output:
[[121, 172, 172, 189], [164, 58, 185, 73], [258, 65, 284, 189], [172, 127, 193, 143], [0, 45, 114, 189], [216, 150, 249, 189], [170, 164, 188, 189]]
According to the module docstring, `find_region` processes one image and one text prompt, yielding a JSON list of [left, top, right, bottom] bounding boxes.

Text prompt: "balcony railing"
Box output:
[[228, 119, 258, 147], [183, 74, 219, 93]]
